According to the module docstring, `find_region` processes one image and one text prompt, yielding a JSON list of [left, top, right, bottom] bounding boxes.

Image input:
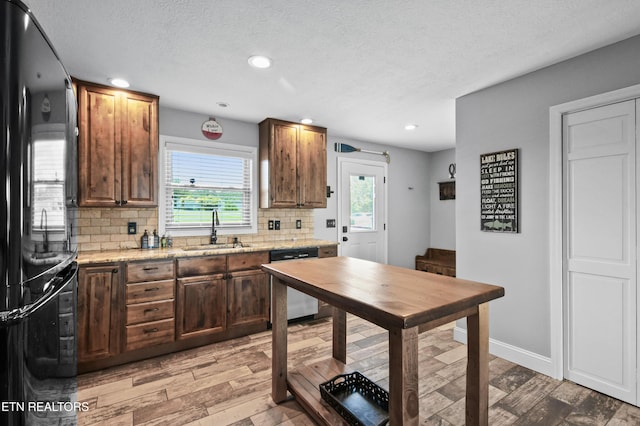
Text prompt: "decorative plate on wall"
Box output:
[[201, 117, 223, 140]]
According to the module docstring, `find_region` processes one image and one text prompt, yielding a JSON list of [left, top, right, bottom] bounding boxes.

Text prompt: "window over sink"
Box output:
[[31, 124, 68, 243], [158, 135, 257, 237]]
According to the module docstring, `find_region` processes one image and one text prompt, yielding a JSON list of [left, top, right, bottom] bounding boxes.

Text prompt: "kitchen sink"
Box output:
[[181, 243, 250, 251]]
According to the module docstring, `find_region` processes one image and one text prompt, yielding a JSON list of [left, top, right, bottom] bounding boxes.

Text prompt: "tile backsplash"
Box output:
[[77, 208, 315, 252]]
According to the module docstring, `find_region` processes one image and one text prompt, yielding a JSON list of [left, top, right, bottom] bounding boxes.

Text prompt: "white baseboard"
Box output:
[[453, 326, 557, 379]]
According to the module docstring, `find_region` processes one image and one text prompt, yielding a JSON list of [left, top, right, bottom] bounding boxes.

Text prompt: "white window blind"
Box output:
[[32, 137, 66, 231], [161, 138, 256, 234]]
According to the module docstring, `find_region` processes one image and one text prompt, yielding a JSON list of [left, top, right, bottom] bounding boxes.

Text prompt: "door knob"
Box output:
[[342, 236, 348, 242]]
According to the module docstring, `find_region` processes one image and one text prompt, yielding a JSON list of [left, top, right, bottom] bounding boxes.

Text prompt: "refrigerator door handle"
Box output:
[[0, 262, 78, 326]]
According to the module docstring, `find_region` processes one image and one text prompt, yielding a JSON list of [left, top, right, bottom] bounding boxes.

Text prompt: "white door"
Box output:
[[563, 99, 637, 404], [338, 158, 387, 263]]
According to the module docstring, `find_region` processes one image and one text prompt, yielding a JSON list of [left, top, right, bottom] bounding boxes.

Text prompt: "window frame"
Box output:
[[158, 135, 258, 237], [31, 123, 67, 241]]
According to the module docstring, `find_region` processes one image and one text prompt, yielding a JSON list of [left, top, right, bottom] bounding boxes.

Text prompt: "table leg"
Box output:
[[466, 303, 489, 426], [332, 308, 347, 363], [271, 277, 288, 403], [389, 326, 419, 425]]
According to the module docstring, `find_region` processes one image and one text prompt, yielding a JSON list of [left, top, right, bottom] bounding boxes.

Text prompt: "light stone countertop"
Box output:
[[77, 239, 338, 265]]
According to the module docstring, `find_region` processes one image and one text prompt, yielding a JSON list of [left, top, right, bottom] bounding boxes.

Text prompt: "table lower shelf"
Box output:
[[286, 358, 356, 426]]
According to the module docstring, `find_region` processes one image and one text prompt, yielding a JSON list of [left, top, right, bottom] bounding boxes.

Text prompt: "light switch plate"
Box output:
[[296, 219, 302, 229], [274, 220, 281, 230], [127, 222, 137, 234], [268, 220, 274, 230]]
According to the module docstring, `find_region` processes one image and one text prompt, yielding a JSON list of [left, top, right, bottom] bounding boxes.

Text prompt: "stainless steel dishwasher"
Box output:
[[269, 247, 319, 321]]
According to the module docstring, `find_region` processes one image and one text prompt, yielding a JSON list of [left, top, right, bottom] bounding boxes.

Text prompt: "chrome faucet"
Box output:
[[210, 209, 220, 244], [40, 208, 49, 252]]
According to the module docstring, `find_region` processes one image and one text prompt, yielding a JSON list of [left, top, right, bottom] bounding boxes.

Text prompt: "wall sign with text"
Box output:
[[480, 149, 519, 233]]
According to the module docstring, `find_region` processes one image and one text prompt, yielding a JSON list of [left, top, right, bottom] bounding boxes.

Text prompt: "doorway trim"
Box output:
[[549, 82, 640, 380], [336, 156, 389, 263]]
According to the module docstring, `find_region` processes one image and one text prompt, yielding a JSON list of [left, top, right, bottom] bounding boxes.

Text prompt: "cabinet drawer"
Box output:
[[59, 312, 75, 337], [126, 300, 174, 325], [318, 245, 338, 258], [58, 290, 74, 314], [125, 318, 174, 351], [126, 279, 175, 304], [127, 260, 174, 283], [227, 251, 269, 272], [177, 255, 226, 277]]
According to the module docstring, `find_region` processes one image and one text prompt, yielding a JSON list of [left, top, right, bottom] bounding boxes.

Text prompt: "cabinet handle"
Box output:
[[114, 200, 120, 206], [144, 308, 159, 314], [144, 287, 160, 292], [143, 328, 159, 334], [121, 200, 128, 205], [111, 268, 118, 274], [143, 267, 159, 271]]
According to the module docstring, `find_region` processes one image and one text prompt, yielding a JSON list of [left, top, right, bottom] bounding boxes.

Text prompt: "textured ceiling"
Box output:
[[24, 0, 640, 152]]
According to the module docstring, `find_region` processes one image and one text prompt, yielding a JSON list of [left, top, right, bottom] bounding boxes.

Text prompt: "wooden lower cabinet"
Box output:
[[227, 269, 269, 329], [78, 264, 121, 362], [78, 250, 271, 372], [176, 274, 226, 339]]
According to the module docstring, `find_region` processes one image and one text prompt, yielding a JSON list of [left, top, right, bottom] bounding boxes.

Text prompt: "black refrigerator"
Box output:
[[1, 0, 79, 424]]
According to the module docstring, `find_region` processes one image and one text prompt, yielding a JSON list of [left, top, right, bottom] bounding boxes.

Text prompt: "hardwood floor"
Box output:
[[78, 315, 640, 425]]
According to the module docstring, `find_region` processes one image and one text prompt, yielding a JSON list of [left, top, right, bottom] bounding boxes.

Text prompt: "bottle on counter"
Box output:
[[161, 234, 167, 248], [167, 234, 173, 248], [141, 229, 149, 249], [153, 229, 160, 249]]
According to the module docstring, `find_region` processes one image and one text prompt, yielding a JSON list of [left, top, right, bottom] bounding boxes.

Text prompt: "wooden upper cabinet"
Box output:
[[298, 126, 327, 208], [259, 118, 327, 208], [76, 80, 158, 207]]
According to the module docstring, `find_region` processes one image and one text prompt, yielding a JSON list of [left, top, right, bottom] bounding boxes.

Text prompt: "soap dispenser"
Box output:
[[152, 229, 160, 249], [141, 229, 149, 249]]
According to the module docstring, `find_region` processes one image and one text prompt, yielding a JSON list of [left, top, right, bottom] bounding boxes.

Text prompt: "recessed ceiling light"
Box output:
[[404, 124, 418, 130], [217, 102, 230, 108], [300, 118, 313, 125], [248, 55, 272, 69], [108, 78, 130, 88]]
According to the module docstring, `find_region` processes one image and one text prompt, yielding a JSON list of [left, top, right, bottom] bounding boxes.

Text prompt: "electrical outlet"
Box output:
[[296, 219, 302, 229], [274, 220, 281, 230], [127, 222, 137, 234], [326, 219, 336, 228], [268, 220, 274, 230]]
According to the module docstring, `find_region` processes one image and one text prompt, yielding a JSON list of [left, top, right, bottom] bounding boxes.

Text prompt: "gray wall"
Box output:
[[429, 149, 456, 250], [159, 107, 432, 268], [159, 107, 258, 147], [456, 34, 640, 361]]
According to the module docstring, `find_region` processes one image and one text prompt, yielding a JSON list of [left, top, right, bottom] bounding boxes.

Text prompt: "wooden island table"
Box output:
[[262, 256, 504, 426]]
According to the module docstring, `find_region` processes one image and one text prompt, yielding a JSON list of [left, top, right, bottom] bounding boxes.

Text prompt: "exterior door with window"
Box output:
[[338, 158, 387, 263], [563, 99, 637, 404]]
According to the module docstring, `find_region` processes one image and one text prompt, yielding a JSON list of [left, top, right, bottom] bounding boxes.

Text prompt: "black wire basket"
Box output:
[[319, 371, 389, 426]]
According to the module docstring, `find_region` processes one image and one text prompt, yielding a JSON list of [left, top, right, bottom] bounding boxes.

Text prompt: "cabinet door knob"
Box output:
[[111, 268, 118, 274]]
